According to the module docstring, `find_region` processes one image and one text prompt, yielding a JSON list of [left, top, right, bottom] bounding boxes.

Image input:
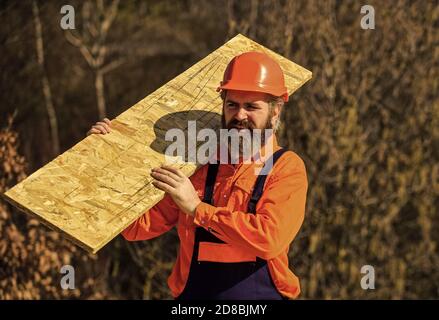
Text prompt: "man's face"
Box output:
[[221, 90, 280, 159], [221, 90, 274, 131]]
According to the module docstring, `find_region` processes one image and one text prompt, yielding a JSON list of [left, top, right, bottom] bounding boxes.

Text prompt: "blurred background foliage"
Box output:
[[0, 0, 438, 299]]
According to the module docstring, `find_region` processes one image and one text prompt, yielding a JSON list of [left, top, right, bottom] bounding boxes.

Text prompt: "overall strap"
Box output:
[[195, 161, 222, 246], [247, 148, 288, 214], [203, 162, 219, 205]]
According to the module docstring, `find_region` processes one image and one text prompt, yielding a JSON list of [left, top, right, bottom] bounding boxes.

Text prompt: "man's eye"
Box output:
[[226, 103, 237, 108]]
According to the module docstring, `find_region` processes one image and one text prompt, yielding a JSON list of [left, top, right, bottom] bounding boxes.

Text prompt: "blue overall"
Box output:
[[177, 148, 288, 300]]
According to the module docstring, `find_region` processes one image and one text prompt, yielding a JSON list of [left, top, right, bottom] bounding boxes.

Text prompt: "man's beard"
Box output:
[[221, 111, 274, 161]]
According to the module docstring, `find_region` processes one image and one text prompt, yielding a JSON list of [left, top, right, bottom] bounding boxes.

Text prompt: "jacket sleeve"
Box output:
[[193, 153, 308, 260], [121, 193, 179, 241]]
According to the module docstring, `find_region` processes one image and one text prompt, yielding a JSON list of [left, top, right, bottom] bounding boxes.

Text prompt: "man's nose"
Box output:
[[234, 106, 248, 121]]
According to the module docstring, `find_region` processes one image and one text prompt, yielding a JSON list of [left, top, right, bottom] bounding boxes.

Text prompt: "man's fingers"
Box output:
[[92, 124, 109, 134], [87, 128, 100, 136], [96, 122, 111, 132], [153, 166, 181, 181], [87, 119, 111, 136], [92, 125, 107, 134], [151, 171, 178, 187], [160, 165, 185, 179], [152, 180, 174, 193]]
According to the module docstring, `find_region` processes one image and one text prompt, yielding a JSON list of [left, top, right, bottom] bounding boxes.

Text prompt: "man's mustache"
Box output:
[[226, 119, 255, 130]]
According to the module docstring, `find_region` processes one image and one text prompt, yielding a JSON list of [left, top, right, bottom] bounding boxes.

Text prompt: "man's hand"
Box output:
[[151, 165, 201, 216], [87, 118, 112, 136]]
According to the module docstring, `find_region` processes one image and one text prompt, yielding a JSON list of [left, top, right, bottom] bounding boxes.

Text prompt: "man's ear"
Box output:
[[271, 102, 282, 123]]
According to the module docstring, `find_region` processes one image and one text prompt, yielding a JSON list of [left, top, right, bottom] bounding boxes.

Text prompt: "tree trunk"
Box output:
[[32, 0, 60, 156], [95, 70, 106, 119]]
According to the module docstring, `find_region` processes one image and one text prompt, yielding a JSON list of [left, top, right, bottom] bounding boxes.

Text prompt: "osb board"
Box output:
[[2, 34, 312, 254]]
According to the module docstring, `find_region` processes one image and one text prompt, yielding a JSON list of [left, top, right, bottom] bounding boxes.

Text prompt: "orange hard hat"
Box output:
[[217, 51, 289, 102]]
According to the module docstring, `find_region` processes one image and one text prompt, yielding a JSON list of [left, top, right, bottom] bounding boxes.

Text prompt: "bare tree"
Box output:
[[64, 0, 122, 119], [32, 0, 60, 156], [283, 0, 295, 58], [226, 0, 259, 39]]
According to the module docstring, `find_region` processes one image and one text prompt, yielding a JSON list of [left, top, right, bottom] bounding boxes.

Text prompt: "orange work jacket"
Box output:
[[121, 135, 308, 299]]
